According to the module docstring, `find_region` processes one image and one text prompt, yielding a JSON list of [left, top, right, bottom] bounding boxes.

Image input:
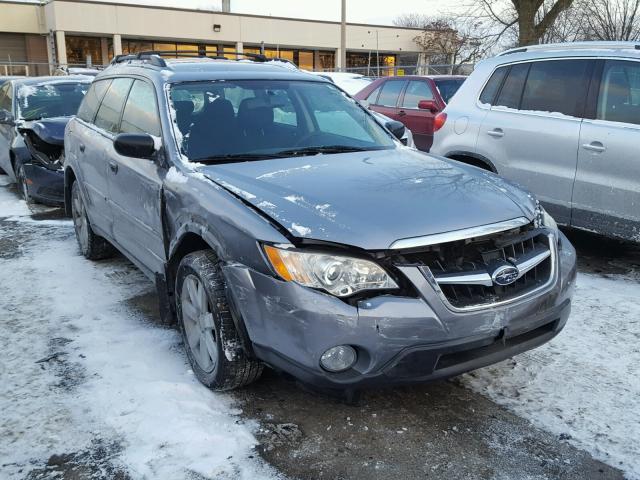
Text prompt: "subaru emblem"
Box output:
[[492, 265, 520, 286]]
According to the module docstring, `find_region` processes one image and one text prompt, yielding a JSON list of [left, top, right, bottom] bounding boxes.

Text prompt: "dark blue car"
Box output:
[[0, 76, 91, 205]]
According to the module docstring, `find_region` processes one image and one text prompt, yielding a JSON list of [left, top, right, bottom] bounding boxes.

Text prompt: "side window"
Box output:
[[376, 80, 406, 107], [77, 79, 111, 123], [479, 66, 508, 105], [94, 78, 133, 134], [495, 63, 529, 109], [521, 60, 591, 116], [401, 81, 434, 108], [120, 80, 161, 136], [597, 60, 640, 125]]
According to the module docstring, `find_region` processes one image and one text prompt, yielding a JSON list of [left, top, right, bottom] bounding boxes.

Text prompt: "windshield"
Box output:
[[17, 82, 90, 121], [433, 78, 465, 104], [169, 79, 396, 163]]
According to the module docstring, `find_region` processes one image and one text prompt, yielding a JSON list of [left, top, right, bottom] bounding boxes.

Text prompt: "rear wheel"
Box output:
[[176, 250, 263, 390], [71, 181, 115, 260]]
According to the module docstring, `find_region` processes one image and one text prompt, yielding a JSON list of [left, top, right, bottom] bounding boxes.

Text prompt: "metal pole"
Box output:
[[376, 30, 380, 77], [340, 0, 346, 72]]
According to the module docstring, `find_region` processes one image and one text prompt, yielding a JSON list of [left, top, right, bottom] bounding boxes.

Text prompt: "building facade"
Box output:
[[0, 0, 426, 76]]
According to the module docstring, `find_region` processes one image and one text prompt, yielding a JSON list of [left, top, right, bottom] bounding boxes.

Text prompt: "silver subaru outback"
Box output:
[[431, 41, 640, 243]]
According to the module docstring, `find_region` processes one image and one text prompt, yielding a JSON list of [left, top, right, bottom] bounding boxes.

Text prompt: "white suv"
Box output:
[[431, 42, 640, 243]]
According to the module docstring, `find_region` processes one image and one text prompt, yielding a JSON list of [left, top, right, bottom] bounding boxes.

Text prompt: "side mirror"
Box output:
[[418, 99, 439, 113], [385, 120, 406, 140], [114, 133, 157, 159], [0, 109, 15, 126]]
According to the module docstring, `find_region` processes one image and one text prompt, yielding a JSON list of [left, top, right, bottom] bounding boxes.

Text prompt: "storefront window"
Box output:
[[318, 51, 335, 71], [66, 36, 102, 66], [297, 51, 314, 70]]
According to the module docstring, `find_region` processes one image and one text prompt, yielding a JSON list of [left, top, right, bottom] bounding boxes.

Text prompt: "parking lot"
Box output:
[[1, 175, 638, 479]]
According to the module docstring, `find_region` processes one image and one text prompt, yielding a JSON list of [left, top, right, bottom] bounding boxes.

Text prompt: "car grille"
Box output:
[[394, 224, 556, 310]]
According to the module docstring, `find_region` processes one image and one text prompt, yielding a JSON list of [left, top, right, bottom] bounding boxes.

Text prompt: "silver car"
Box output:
[[431, 41, 640, 242]]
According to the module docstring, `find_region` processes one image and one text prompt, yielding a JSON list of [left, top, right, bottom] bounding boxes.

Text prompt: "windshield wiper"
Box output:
[[191, 153, 282, 164], [275, 145, 373, 157]]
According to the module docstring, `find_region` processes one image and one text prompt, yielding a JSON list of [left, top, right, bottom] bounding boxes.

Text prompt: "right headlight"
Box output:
[[263, 245, 398, 297]]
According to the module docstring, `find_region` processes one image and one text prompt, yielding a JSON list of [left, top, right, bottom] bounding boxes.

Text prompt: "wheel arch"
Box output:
[[166, 226, 255, 358], [445, 151, 498, 173]]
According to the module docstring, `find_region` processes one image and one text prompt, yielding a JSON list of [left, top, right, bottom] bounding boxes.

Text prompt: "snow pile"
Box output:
[[0, 176, 31, 217], [463, 272, 640, 479], [0, 183, 279, 478]]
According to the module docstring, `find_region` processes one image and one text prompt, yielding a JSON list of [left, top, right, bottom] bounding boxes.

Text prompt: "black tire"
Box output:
[[70, 181, 115, 260], [176, 250, 263, 391], [16, 162, 33, 204]]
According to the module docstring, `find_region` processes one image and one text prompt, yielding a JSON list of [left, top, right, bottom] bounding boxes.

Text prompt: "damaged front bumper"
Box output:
[[22, 163, 64, 206], [223, 231, 577, 390]]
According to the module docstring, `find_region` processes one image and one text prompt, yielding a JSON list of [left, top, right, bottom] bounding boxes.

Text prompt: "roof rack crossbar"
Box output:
[[135, 50, 270, 62]]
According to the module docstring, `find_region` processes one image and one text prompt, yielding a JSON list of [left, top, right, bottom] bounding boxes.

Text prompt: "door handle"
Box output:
[[109, 161, 118, 174], [79, 143, 85, 152], [582, 141, 606, 153], [487, 128, 504, 138], [398, 110, 407, 117]]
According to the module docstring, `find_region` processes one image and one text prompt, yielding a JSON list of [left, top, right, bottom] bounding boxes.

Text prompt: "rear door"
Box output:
[[573, 59, 640, 240], [475, 59, 593, 225], [369, 79, 407, 121], [72, 78, 130, 237], [107, 79, 166, 275], [398, 79, 438, 151]]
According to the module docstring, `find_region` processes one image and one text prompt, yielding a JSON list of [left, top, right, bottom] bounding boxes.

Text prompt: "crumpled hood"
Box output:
[[199, 148, 536, 250], [18, 117, 71, 146]]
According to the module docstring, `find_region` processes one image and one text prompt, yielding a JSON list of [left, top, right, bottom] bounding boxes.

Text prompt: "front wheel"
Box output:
[[16, 163, 33, 204], [176, 250, 263, 390], [70, 181, 115, 260]]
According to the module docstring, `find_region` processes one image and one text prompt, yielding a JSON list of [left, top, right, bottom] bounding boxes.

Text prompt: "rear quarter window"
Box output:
[[479, 67, 508, 105]]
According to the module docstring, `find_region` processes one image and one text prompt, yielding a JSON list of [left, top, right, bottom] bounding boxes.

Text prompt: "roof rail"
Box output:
[[498, 41, 640, 56], [108, 50, 298, 70]]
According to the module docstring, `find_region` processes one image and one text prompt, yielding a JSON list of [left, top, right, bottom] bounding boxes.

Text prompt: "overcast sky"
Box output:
[[61, 0, 461, 25]]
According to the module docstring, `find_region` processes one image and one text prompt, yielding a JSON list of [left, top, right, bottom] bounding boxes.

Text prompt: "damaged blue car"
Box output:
[[0, 76, 90, 205], [64, 52, 576, 394]]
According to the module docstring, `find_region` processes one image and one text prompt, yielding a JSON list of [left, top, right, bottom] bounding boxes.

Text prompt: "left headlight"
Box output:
[[534, 203, 558, 232], [263, 245, 398, 297]]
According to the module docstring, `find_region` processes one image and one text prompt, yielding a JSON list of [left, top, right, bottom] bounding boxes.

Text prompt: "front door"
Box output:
[[475, 59, 593, 225], [398, 79, 438, 151], [573, 59, 640, 240], [107, 79, 166, 276]]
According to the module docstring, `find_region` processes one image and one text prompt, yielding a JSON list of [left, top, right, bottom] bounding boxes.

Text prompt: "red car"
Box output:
[[354, 75, 466, 152]]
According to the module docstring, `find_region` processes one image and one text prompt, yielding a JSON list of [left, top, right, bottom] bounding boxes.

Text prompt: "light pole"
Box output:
[[340, 0, 346, 72], [367, 30, 379, 77]]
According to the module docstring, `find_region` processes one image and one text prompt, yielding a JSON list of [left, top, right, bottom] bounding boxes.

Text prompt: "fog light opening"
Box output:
[[320, 345, 357, 373]]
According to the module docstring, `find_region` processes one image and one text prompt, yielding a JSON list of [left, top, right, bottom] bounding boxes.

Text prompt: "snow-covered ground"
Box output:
[[0, 180, 279, 479], [1, 174, 638, 479], [463, 272, 640, 479]]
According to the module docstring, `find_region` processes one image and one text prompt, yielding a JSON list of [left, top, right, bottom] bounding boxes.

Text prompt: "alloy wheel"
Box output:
[[181, 274, 218, 373]]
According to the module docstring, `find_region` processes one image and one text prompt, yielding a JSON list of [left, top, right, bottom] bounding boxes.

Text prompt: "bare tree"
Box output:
[[470, 0, 575, 46], [393, 13, 434, 29], [578, 0, 640, 41], [411, 16, 491, 66]]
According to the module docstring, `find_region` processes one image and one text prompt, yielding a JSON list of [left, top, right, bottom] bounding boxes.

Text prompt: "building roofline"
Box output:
[[32, 0, 428, 31]]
